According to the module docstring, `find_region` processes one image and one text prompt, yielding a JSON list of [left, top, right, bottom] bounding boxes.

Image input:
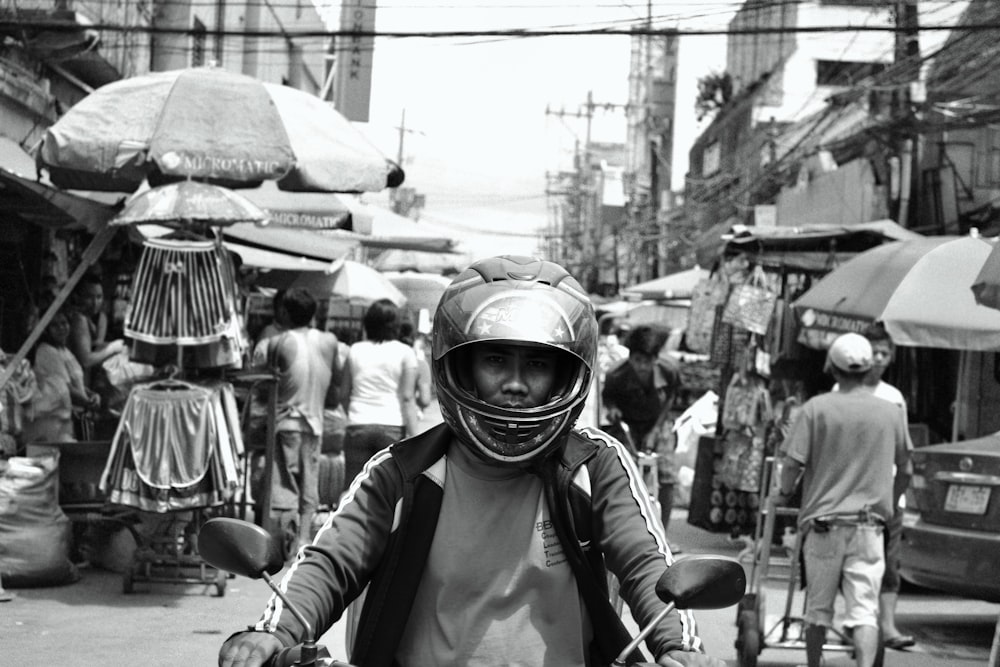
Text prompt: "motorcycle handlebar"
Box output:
[[266, 644, 354, 667]]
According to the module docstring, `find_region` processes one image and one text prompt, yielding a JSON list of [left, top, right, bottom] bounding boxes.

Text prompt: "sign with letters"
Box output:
[[334, 0, 376, 122]]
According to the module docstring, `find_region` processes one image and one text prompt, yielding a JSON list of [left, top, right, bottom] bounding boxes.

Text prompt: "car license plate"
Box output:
[[944, 484, 991, 515]]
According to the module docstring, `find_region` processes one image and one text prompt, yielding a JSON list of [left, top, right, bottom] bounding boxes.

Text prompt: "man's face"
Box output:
[[469, 343, 559, 409], [869, 339, 894, 380]]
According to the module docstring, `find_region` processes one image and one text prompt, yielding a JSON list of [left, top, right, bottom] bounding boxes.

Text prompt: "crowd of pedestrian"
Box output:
[[5, 243, 919, 667]]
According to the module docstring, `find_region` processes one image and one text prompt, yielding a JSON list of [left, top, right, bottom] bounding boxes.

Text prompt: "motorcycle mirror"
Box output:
[[655, 556, 746, 610], [198, 517, 285, 578]]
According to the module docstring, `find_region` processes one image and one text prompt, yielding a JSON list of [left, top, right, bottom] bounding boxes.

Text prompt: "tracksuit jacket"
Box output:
[[254, 422, 705, 666]]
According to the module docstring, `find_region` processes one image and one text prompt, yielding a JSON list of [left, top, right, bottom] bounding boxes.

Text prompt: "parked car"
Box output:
[[901, 431, 1000, 601]]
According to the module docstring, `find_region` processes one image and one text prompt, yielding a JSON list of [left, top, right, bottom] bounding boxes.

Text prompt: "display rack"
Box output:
[[101, 231, 252, 595]]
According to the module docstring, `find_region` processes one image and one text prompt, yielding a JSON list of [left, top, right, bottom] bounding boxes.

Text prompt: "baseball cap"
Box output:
[[825, 332, 874, 373]]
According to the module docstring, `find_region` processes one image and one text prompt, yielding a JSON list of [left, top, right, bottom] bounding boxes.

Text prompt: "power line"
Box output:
[[4, 19, 1000, 40]]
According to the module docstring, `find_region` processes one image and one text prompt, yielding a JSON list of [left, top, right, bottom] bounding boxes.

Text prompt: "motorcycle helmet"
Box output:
[[432, 255, 597, 465]]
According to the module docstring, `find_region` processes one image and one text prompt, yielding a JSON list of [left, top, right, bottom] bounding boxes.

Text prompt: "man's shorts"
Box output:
[[803, 523, 885, 628]]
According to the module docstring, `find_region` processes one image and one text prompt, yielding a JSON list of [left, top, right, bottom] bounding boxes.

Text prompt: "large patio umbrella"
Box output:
[[793, 235, 1000, 351], [793, 234, 1000, 442], [971, 237, 1000, 311], [37, 66, 403, 194]]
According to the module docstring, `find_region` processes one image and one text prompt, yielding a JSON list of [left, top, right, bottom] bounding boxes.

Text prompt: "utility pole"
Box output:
[[545, 94, 627, 292], [390, 108, 424, 216], [894, 0, 920, 228]]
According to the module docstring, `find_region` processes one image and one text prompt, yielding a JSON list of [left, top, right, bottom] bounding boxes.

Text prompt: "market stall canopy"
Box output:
[[372, 247, 470, 274], [621, 267, 709, 302], [334, 195, 456, 253], [793, 234, 1000, 350], [591, 299, 692, 334], [238, 185, 454, 252], [134, 224, 353, 271], [37, 66, 404, 193], [0, 135, 121, 232], [699, 219, 924, 272], [223, 222, 359, 262]]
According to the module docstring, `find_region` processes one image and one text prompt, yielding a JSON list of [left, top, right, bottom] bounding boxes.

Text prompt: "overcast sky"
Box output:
[[315, 1, 734, 259]]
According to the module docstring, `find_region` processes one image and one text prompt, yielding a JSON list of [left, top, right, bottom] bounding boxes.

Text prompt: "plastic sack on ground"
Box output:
[[0, 454, 79, 587]]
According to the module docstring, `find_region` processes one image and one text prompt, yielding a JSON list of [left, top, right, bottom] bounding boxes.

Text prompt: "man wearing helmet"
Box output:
[[220, 256, 724, 667]]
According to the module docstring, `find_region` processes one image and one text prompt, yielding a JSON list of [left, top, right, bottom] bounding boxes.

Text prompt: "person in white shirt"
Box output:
[[340, 298, 420, 484]]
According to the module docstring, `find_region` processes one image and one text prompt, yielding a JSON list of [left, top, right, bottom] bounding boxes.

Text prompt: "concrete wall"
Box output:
[[728, 1, 894, 128], [776, 157, 888, 225]]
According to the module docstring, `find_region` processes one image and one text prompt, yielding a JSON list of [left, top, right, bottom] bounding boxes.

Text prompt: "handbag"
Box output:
[[722, 266, 778, 336], [718, 429, 766, 493], [686, 274, 729, 354], [721, 372, 767, 432]]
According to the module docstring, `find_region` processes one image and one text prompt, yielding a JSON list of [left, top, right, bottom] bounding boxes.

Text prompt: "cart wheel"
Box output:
[[737, 592, 757, 620], [214, 570, 227, 597], [737, 610, 760, 667], [123, 569, 134, 594]]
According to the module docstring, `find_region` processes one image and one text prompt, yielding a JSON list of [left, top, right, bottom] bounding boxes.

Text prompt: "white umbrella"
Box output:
[[328, 259, 407, 307]]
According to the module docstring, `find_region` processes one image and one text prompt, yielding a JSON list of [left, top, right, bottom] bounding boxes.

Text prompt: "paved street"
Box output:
[[4, 503, 997, 666], [3, 406, 997, 666]]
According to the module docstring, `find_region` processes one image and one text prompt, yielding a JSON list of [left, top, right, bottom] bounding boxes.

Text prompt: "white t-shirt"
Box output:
[[396, 443, 589, 666], [346, 340, 417, 426]]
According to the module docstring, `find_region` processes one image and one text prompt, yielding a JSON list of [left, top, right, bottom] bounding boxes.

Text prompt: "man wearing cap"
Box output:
[[774, 333, 910, 667]]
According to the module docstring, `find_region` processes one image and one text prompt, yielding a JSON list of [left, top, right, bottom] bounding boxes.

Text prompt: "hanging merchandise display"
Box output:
[[687, 223, 925, 537], [718, 369, 772, 494], [99, 380, 243, 512], [125, 236, 242, 346], [709, 305, 752, 367], [686, 272, 730, 354], [721, 265, 778, 336]]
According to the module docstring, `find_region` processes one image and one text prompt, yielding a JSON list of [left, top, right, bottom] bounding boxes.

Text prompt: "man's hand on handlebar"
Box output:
[[657, 649, 727, 667], [219, 630, 283, 667]]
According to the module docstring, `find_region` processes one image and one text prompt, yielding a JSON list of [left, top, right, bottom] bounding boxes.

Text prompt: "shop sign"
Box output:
[[798, 307, 871, 335], [265, 210, 350, 230], [334, 0, 376, 122]]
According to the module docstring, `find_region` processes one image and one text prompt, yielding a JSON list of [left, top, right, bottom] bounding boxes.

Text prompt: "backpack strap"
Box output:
[[542, 438, 644, 665]]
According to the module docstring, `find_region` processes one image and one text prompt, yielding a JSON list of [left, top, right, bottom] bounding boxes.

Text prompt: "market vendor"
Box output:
[[67, 275, 124, 392], [24, 307, 100, 444]]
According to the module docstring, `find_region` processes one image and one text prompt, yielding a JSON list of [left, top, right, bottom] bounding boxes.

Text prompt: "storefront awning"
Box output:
[[701, 219, 926, 272], [236, 184, 454, 253], [0, 136, 122, 231], [621, 267, 710, 302], [222, 222, 360, 262], [335, 195, 456, 253]]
